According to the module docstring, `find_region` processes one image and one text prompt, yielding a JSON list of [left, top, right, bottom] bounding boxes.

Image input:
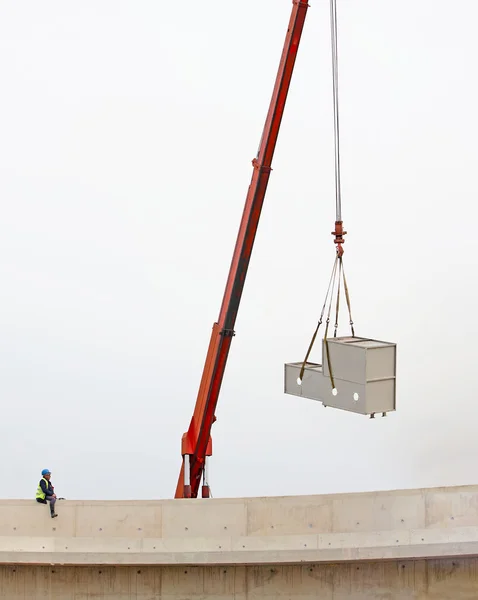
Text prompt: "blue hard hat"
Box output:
[[41, 469, 51, 476]]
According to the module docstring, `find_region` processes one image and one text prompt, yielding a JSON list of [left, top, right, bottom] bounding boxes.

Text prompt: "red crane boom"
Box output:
[[175, 0, 310, 499]]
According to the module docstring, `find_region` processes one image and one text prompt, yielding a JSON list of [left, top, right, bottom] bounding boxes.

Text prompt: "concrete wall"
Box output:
[[1, 485, 478, 597], [1, 484, 478, 566], [1, 560, 478, 599]]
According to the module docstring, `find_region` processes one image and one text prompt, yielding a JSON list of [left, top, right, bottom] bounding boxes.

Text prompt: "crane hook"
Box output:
[[332, 220, 346, 257]]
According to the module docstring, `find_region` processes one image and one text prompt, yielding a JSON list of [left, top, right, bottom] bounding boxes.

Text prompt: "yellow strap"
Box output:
[[323, 317, 335, 390], [341, 260, 355, 336], [333, 257, 342, 337], [298, 256, 338, 382]]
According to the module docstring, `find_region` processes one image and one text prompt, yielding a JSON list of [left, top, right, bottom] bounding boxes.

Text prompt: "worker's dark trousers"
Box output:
[[36, 497, 56, 514]]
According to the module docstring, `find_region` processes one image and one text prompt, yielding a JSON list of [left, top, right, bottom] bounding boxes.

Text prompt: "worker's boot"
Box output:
[[51, 512, 58, 519]]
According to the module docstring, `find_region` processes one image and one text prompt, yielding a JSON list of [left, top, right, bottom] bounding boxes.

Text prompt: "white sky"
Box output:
[[0, 0, 477, 501]]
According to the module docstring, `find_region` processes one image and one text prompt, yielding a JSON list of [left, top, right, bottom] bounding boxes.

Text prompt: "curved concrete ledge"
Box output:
[[1, 484, 477, 566], [0, 526, 478, 566]]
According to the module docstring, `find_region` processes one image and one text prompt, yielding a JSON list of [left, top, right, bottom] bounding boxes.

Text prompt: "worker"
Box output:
[[35, 469, 58, 518]]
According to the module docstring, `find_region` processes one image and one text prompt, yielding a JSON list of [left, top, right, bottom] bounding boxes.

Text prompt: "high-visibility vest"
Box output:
[[35, 478, 49, 500]]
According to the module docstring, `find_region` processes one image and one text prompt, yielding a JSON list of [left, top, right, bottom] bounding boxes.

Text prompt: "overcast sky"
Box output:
[[0, 0, 476, 501]]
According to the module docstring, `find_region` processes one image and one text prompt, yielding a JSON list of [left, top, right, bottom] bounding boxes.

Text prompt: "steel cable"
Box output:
[[330, 0, 342, 223]]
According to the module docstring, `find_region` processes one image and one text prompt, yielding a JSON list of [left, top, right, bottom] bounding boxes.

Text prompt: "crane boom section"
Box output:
[[175, 0, 309, 499]]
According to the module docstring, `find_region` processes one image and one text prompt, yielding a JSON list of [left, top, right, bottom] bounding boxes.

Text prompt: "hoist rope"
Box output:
[[330, 0, 342, 223]]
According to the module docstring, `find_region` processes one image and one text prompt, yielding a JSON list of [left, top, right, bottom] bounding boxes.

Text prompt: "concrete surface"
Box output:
[[1, 485, 478, 597], [0, 484, 477, 567]]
